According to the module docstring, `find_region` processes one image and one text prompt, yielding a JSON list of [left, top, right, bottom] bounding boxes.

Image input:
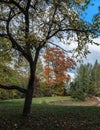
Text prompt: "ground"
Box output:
[[0, 96, 100, 130], [49, 97, 100, 106]]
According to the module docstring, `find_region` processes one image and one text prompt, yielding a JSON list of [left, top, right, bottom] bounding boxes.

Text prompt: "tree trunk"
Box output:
[[23, 88, 33, 116], [22, 62, 35, 116], [22, 47, 41, 116]]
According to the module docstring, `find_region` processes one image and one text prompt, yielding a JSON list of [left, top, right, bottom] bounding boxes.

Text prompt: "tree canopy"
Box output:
[[44, 47, 75, 86], [0, 0, 99, 116]]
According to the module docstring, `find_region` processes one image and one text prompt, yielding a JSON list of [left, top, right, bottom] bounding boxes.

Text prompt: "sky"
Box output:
[[85, 38, 100, 64], [82, 0, 100, 64], [82, 0, 100, 22], [68, 0, 100, 79]]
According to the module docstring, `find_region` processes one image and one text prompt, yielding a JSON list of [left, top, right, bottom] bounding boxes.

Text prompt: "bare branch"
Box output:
[[0, 84, 27, 93]]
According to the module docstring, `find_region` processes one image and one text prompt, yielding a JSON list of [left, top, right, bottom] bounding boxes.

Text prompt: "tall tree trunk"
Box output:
[[22, 48, 41, 116], [22, 65, 34, 116]]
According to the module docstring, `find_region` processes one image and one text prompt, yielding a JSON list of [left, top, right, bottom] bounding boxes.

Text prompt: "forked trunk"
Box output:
[[22, 48, 41, 116]]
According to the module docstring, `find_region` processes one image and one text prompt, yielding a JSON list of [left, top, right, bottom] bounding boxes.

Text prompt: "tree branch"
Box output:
[[30, 0, 38, 10], [60, 28, 95, 34], [0, 33, 7, 37], [0, 84, 27, 93], [5, 9, 30, 61], [48, 41, 72, 54], [47, 27, 97, 43], [0, 0, 25, 13]]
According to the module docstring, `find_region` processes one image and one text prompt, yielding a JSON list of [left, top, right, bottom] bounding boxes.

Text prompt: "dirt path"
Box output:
[[96, 97, 100, 106], [49, 97, 100, 106]]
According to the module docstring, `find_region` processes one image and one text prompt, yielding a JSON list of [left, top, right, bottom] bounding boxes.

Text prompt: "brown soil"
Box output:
[[49, 97, 100, 106]]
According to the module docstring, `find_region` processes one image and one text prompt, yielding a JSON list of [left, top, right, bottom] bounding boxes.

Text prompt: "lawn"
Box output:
[[0, 96, 100, 130]]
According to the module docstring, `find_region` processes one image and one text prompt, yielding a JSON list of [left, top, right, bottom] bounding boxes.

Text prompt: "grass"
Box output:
[[0, 96, 73, 104], [0, 97, 100, 130]]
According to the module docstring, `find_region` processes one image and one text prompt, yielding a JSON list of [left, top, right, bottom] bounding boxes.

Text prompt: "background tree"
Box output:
[[91, 60, 100, 95], [69, 61, 100, 100], [0, 0, 99, 116], [43, 47, 75, 95], [0, 63, 24, 99]]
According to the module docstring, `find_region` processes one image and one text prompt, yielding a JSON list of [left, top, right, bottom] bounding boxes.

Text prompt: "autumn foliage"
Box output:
[[44, 47, 76, 86]]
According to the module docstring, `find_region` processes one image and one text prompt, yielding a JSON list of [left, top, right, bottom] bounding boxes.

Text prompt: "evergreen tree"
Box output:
[[92, 60, 100, 95], [70, 63, 96, 100]]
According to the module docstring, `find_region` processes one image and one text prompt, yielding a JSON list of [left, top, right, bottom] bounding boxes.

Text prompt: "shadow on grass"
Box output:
[[0, 102, 100, 130]]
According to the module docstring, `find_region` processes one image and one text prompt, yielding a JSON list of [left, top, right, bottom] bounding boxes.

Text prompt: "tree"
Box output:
[[43, 47, 75, 96], [70, 62, 98, 100], [0, 63, 21, 99], [77, 64, 94, 94], [44, 47, 75, 85], [0, 0, 98, 116], [91, 60, 100, 95]]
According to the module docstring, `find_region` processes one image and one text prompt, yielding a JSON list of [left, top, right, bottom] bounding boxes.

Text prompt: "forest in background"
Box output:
[[0, 44, 100, 100]]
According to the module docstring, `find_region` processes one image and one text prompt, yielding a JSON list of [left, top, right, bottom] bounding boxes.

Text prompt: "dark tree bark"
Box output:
[[0, 84, 27, 93], [23, 87, 34, 116], [23, 67, 34, 116], [23, 48, 40, 116]]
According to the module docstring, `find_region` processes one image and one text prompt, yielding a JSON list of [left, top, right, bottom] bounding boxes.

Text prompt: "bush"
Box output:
[[70, 89, 85, 101], [36, 83, 52, 97], [34, 82, 67, 97], [53, 86, 65, 96], [0, 89, 24, 100]]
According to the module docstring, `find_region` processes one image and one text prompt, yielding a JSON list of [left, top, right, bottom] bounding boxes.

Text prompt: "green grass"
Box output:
[[0, 97, 100, 130], [0, 96, 73, 103]]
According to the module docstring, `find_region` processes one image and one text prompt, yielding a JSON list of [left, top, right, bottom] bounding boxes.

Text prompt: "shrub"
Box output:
[[71, 89, 85, 101]]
